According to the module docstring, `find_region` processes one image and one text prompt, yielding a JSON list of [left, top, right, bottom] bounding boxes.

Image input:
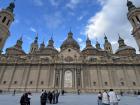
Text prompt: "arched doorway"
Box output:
[[64, 70, 73, 88]]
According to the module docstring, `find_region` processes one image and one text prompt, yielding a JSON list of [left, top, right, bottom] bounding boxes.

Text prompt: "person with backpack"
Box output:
[[97, 92, 102, 105], [102, 90, 110, 105]]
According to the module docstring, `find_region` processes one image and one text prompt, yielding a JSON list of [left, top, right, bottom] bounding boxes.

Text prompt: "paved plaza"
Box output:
[[0, 93, 140, 105]]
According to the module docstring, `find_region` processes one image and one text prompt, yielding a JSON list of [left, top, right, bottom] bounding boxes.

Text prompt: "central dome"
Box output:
[[60, 31, 80, 51]]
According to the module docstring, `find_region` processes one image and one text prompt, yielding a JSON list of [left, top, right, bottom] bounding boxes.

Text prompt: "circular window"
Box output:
[[68, 49, 71, 52]]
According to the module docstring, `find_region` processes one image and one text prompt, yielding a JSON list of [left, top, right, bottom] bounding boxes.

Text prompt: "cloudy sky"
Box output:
[[0, 0, 140, 53]]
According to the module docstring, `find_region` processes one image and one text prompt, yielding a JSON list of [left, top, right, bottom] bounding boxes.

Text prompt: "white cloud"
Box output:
[[32, 0, 44, 6], [77, 37, 85, 50], [30, 27, 37, 33], [77, 38, 83, 43], [66, 0, 80, 10], [84, 0, 140, 53]]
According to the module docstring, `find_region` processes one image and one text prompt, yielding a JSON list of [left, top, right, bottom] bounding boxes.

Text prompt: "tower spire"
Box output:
[[127, 0, 136, 11], [6, 0, 16, 13]]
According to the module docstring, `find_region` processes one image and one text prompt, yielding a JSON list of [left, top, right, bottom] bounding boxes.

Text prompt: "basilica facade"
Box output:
[[0, 1, 140, 92]]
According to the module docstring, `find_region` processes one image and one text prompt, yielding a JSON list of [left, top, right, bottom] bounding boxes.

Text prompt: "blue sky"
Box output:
[[0, 0, 140, 53]]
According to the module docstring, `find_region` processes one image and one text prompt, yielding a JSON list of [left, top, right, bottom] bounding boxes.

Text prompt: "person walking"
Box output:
[[97, 92, 102, 105], [108, 89, 119, 105], [52, 91, 56, 104], [61, 89, 65, 95], [48, 91, 53, 104], [40, 91, 47, 105], [55, 90, 60, 104], [77, 89, 80, 95], [102, 90, 110, 105], [20, 93, 28, 105]]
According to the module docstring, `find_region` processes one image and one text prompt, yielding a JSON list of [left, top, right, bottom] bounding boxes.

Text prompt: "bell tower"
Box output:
[[0, 1, 15, 53], [127, 0, 140, 50]]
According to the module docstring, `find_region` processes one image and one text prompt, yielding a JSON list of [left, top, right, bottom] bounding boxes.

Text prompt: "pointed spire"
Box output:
[[68, 28, 73, 38], [19, 35, 23, 41], [127, 0, 136, 11], [86, 34, 92, 48], [96, 39, 101, 49], [34, 33, 38, 44], [104, 33, 108, 43], [118, 34, 126, 48], [40, 40, 45, 49], [6, 0, 15, 13], [15, 36, 23, 49], [47, 36, 54, 48], [87, 34, 90, 41]]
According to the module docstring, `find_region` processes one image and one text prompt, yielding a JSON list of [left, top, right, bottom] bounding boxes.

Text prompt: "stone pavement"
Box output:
[[0, 93, 140, 105]]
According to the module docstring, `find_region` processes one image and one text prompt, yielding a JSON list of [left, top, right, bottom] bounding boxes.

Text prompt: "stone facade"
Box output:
[[0, 1, 140, 93]]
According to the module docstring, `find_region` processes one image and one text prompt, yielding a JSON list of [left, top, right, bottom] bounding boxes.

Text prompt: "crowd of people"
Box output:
[[40, 90, 60, 105], [98, 89, 120, 105], [20, 90, 60, 105], [20, 92, 32, 105]]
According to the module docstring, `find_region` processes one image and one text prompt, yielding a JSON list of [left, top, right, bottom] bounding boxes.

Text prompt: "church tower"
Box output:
[[104, 35, 113, 53], [127, 0, 140, 50], [30, 34, 39, 54], [0, 1, 15, 53], [86, 35, 92, 48]]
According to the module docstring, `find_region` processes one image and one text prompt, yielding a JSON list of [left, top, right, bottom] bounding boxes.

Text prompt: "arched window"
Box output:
[[3, 81, 6, 84], [30, 81, 33, 85], [93, 82, 96, 86], [121, 82, 124, 86], [132, 18, 135, 25], [14, 81, 17, 84], [104, 82, 108, 86], [2, 16, 6, 23], [7, 20, 10, 26], [133, 82, 136, 86], [136, 16, 140, 23], [41, 81, 44, 85]]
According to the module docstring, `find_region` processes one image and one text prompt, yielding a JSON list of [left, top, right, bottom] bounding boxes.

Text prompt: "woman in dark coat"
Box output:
[[48, 91, 53, 104], [40, 92, 47, 105]]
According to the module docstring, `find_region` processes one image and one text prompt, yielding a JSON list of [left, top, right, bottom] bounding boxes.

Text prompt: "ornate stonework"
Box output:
[[0, 1, 140, 93]]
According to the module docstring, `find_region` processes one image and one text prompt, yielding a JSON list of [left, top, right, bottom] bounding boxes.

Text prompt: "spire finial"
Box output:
[[118, 33, 121, 38], [6, 0, 16, 13], [87, 34, 89, 40], [127, 0, 136, 11], [70, 27, 72, 32], [36, 32, 38, 38], [51, 33, 53, 40], [20, 35, 23, 41]]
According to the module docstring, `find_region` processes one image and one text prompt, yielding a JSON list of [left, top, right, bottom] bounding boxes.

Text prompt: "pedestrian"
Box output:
[[20, 93, 28, 105], [52, 90, 56, 104], [55, 90, 60, 104], [48, 91, 53, 104], [120, 91, 123, 96], [61, 89, 65, 95], [40, 91, 47, 105], [77, 89, 80, 95], [97, 92, 102, 105], [12, 89, 16, 96], [27, 92, 32, 105], [108, 89, 120, 105], [102, 90, 110, 105]]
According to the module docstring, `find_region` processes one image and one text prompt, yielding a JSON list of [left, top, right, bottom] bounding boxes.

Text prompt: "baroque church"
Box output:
[[0, 1, 140, 92]]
